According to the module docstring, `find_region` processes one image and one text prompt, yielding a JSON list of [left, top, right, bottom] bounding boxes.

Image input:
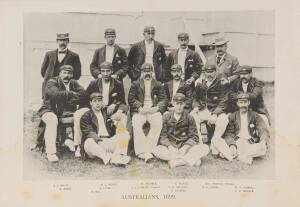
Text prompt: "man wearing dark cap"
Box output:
[[228, 65, 270, 126], [128, 63, 167, 162], [222, 93, 269, 164], [80, 92, 131, 165], [164, 64, 193, 113], [191, 64, 232, 161], [206, 35, 239, 85], [90, 28, 128, 81], [128, 26, 167, 82], [153, 93, 209, 168], [165, 33, 203, 86], [73, 61, 127, 158], [41, 33, 81, 98], [37, 65, 86, 162]]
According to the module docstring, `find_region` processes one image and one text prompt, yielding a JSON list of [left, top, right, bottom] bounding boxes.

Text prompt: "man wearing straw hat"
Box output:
[[206, 35, 239, 85]]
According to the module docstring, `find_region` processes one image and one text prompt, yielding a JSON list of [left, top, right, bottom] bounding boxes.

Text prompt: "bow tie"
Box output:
[[58, 51, 67, 54]]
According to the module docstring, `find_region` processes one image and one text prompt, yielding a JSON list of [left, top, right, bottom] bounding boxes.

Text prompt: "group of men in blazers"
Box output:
[[35, 25, 270, 167]]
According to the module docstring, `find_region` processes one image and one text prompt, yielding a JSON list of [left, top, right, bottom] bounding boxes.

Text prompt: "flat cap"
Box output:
[[173, 93, 186, 103], [104, 28, 116, 36], [100, 61, 113, 69], [237, 93, 250, 100], [90, 92, 103, 101], [177, 32, 189, 40], [59, 65, 74, 72], [56, 33, 69, 40], [203, 64, 216, 72], [144, 26, 155, 33], [171, 64, 182, 71], [238, 65, 253, 74], [141, 63, 153, 71]]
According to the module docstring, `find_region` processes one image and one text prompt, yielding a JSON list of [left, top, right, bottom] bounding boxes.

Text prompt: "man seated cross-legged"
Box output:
[[153, 93, 209, 168], [80, 92, 131, 165]]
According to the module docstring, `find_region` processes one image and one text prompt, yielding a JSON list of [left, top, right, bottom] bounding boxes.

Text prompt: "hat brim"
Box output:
[[212, 40, 229, 46]]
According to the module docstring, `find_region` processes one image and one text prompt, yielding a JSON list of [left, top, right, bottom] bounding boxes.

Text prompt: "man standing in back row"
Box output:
[[128, 25, 167, 82], [165, 33, 203, 87], [206, 36, 239, 85], [41, 33, 81, 98], [90, 28, 128, 82]]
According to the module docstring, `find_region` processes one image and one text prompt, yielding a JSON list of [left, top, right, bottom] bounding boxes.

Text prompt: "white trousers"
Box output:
[[190, 109, 229, 139], [73, 107, 90, 146], [41, 112, 58, 154], [84, 131, 130, 159], [236, 139, 267, 158], [132, 112, 162, 155], [153, 144, 209, 166]]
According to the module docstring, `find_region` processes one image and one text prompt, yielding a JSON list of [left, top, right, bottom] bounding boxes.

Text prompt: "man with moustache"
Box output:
[[153, 93, 209, 168], [222, 93, 269, 164], [165, 33, 203, 87], [228, 65, 270, 126], [37, 65, 86, 162], [128, 63, 167, 162], [191, 64, 232, 161], [41, 33, 81, 98], [164, 64, 193, 113], [80, 92, 131, 165], [206, 36, 239, 85], [90, 28, 128, 81], [73, 62, 127, 158], [128, 26, 167, 82]]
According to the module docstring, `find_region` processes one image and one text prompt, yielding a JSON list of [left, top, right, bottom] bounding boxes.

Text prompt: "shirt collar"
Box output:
[[106, 44, 115, 48], [58, 48, 68, 53], [216, 53, 226, 59], [145, 40, 154, 45], [179, 47, 188, 52]]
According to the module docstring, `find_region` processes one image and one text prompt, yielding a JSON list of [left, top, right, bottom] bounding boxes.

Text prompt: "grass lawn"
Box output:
[[23, 83, 275, 180]]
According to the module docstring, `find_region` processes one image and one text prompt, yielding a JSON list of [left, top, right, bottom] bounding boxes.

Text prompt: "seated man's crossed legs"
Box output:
[[153, 144, 209, 168]]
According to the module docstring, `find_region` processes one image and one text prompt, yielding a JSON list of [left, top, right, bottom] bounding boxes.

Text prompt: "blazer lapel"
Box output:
[[140, 41, 146, 57], [97, 79, 103, 94], [184, 49, 193, 72], [91, 110, 99, 133], [113, 44, 118, 58], [168, 81, 173, 99], [153, 40, 159, 55], [100, 46, 106, 62], [140, 79, 145, 99], [174, 49, 179, 64], [236, 111, 241, 133], [108, 78, 115, 97]]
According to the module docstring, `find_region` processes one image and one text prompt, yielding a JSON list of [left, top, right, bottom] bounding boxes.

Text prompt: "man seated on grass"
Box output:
[[153, 93, 209, 168], [80, 92, 131, 165], [221, 93, 270, 165]]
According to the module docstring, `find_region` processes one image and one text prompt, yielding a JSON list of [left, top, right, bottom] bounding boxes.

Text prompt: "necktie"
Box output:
[[217, 56, 221, 64]]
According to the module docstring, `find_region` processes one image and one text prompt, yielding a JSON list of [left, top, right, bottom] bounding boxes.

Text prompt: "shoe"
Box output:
[[210, 143, 219, 155], [75, 147, 81, 158], [238, 155, 253, 165], [47, 154, 59, 162], [168, 159, 187, 168], [194, 159, 202, 167], [144, 152, 154, 163], [110, 155, 131, 165], [64, 139, 75, 152]]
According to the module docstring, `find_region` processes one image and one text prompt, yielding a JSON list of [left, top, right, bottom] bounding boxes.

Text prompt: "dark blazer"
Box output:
[[85, 77, 128, 112], [193, 78, 229, 115], [80, 109, 116, 144], [159, 111, 199, 148], [90, 44, 128, 80], [128, 79, 167, 114], [228, 77, 270, 121], [127, 40, 167, 82], [223, 109, 270, 146], [38, 76, 86, 117], [164, 79, 193, 112], [41, 49, 81, 97], [206, 53, 239, 83], [165, 48, 203, 82]]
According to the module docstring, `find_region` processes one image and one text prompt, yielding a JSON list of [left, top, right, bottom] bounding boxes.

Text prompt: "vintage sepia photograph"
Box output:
[[23, 11, 275, 180]]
